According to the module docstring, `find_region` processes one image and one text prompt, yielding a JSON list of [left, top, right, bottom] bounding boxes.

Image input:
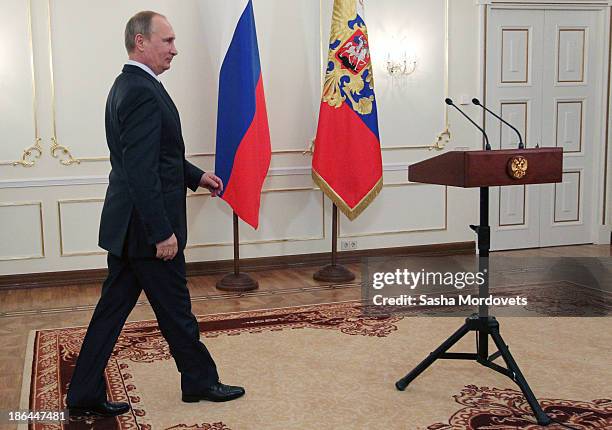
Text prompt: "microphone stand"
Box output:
[[445, 98, 491, 150], [472, 98, 524, 149]]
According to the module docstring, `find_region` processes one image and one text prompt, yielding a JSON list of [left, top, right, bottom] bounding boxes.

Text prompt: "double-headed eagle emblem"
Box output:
[[322, 1, 375, 116], [507, 156, 529, 179]]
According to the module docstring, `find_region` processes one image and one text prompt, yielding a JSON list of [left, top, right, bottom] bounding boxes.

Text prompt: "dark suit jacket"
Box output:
[[99, 64, 204, 258]]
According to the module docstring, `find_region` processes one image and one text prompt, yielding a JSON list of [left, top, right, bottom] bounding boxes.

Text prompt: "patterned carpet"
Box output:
[[21, 302, 611, 429]]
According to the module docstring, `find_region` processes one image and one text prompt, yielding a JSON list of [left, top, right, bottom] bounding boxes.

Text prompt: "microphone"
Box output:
[[472, 98, 524, 149], [445, 98, 491, 150]]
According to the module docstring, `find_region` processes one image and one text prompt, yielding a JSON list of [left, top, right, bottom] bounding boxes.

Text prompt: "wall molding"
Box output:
[[57, 198, 105, 257], [0, 163, 413, 189], [54, 189, 327, 256], [185, 189, 326, 250], [339, 184, 448, 237], [0, 241, 475, 290], [0, 175, 110, 189], [0, 201, 45, 261]]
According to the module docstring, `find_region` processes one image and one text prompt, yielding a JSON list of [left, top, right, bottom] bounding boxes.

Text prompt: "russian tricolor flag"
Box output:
[[215, 0, 271, 229]]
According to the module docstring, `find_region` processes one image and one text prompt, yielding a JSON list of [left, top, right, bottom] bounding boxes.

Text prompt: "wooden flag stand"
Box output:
[[216, 212, 259, 292], [313, 204, 355, 283]]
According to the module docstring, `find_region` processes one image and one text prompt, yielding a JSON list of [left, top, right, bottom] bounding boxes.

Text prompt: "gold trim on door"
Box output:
[[555, 100, 584, 153], [498, 186, 527, 227], [501, 28, 530, 84], [500, 101, 528, 148], [553, 171, 582, 223], [557, 28, 586, 84]]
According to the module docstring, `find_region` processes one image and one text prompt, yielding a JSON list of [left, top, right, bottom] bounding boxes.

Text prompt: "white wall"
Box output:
[[0, 0, 488, 276]]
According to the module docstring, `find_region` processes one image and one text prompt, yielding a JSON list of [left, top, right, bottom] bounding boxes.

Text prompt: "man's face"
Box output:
[[141, 16, 178, 75]]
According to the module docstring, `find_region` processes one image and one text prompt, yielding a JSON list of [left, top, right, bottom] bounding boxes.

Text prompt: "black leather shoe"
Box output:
[[182, 382, 245, 403], [68, 401, 130, 417]]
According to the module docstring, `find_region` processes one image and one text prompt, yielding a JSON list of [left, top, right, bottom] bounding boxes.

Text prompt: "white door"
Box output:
[[539, 10, 603, 246], [486, 7, 605, 250], [487, 8, 544, 250]]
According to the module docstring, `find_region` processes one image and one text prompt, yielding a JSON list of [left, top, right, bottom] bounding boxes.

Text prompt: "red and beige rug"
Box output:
[[21, 302, 611, 429]]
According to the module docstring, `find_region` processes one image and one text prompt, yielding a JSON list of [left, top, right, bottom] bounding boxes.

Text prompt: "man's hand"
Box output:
[[156, 233, 178, 261], [199, 172, 224, 197]]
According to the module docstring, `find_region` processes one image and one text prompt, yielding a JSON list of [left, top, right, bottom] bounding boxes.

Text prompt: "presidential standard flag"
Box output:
[[312, 0, 383, 220], [214, 0, 271, 229]]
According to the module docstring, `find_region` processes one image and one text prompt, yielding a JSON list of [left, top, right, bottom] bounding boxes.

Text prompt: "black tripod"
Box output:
[[395, 186, 552, 426]]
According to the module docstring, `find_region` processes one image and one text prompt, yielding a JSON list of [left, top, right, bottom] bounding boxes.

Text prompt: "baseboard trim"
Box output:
[[0, 241, 475, 290]]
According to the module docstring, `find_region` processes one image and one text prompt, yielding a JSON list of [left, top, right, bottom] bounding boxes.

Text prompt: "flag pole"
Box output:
[[216, 212, 259, 291], [313, 203, 355, 283]]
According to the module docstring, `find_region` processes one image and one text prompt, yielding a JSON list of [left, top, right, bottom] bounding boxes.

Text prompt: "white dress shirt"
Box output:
[[125, 59, 161, 82]]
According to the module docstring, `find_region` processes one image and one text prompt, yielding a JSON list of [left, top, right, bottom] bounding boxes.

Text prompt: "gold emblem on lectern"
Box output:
[[507, 156, 528, 179]]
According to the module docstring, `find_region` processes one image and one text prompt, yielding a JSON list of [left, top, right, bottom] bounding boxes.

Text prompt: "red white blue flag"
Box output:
[[215, 0, 271, 229], [313, 0, 382, 220]]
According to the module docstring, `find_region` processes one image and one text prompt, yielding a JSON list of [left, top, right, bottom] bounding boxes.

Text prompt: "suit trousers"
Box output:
[[66, 251, 218, 406]]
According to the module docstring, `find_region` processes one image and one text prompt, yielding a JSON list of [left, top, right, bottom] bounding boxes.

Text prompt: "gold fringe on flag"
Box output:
[[312, 170, 383, 221]]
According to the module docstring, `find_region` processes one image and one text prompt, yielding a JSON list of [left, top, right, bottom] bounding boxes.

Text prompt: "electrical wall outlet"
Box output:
[[340, 240, 358, 250]]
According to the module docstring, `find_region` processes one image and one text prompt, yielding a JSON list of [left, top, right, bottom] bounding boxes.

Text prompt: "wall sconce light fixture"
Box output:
[[386, 52, 417, 77]]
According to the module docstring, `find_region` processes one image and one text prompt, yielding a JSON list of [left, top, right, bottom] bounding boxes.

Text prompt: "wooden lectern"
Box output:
[[408, 147, 562, 187], [395, 147, 563, 426]]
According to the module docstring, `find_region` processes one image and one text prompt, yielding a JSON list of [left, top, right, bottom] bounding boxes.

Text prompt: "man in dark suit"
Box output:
[[66, 11, 245, 417]]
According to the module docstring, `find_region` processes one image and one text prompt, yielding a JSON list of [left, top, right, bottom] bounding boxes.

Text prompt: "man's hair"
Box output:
[[124, 11, 165, 53]]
